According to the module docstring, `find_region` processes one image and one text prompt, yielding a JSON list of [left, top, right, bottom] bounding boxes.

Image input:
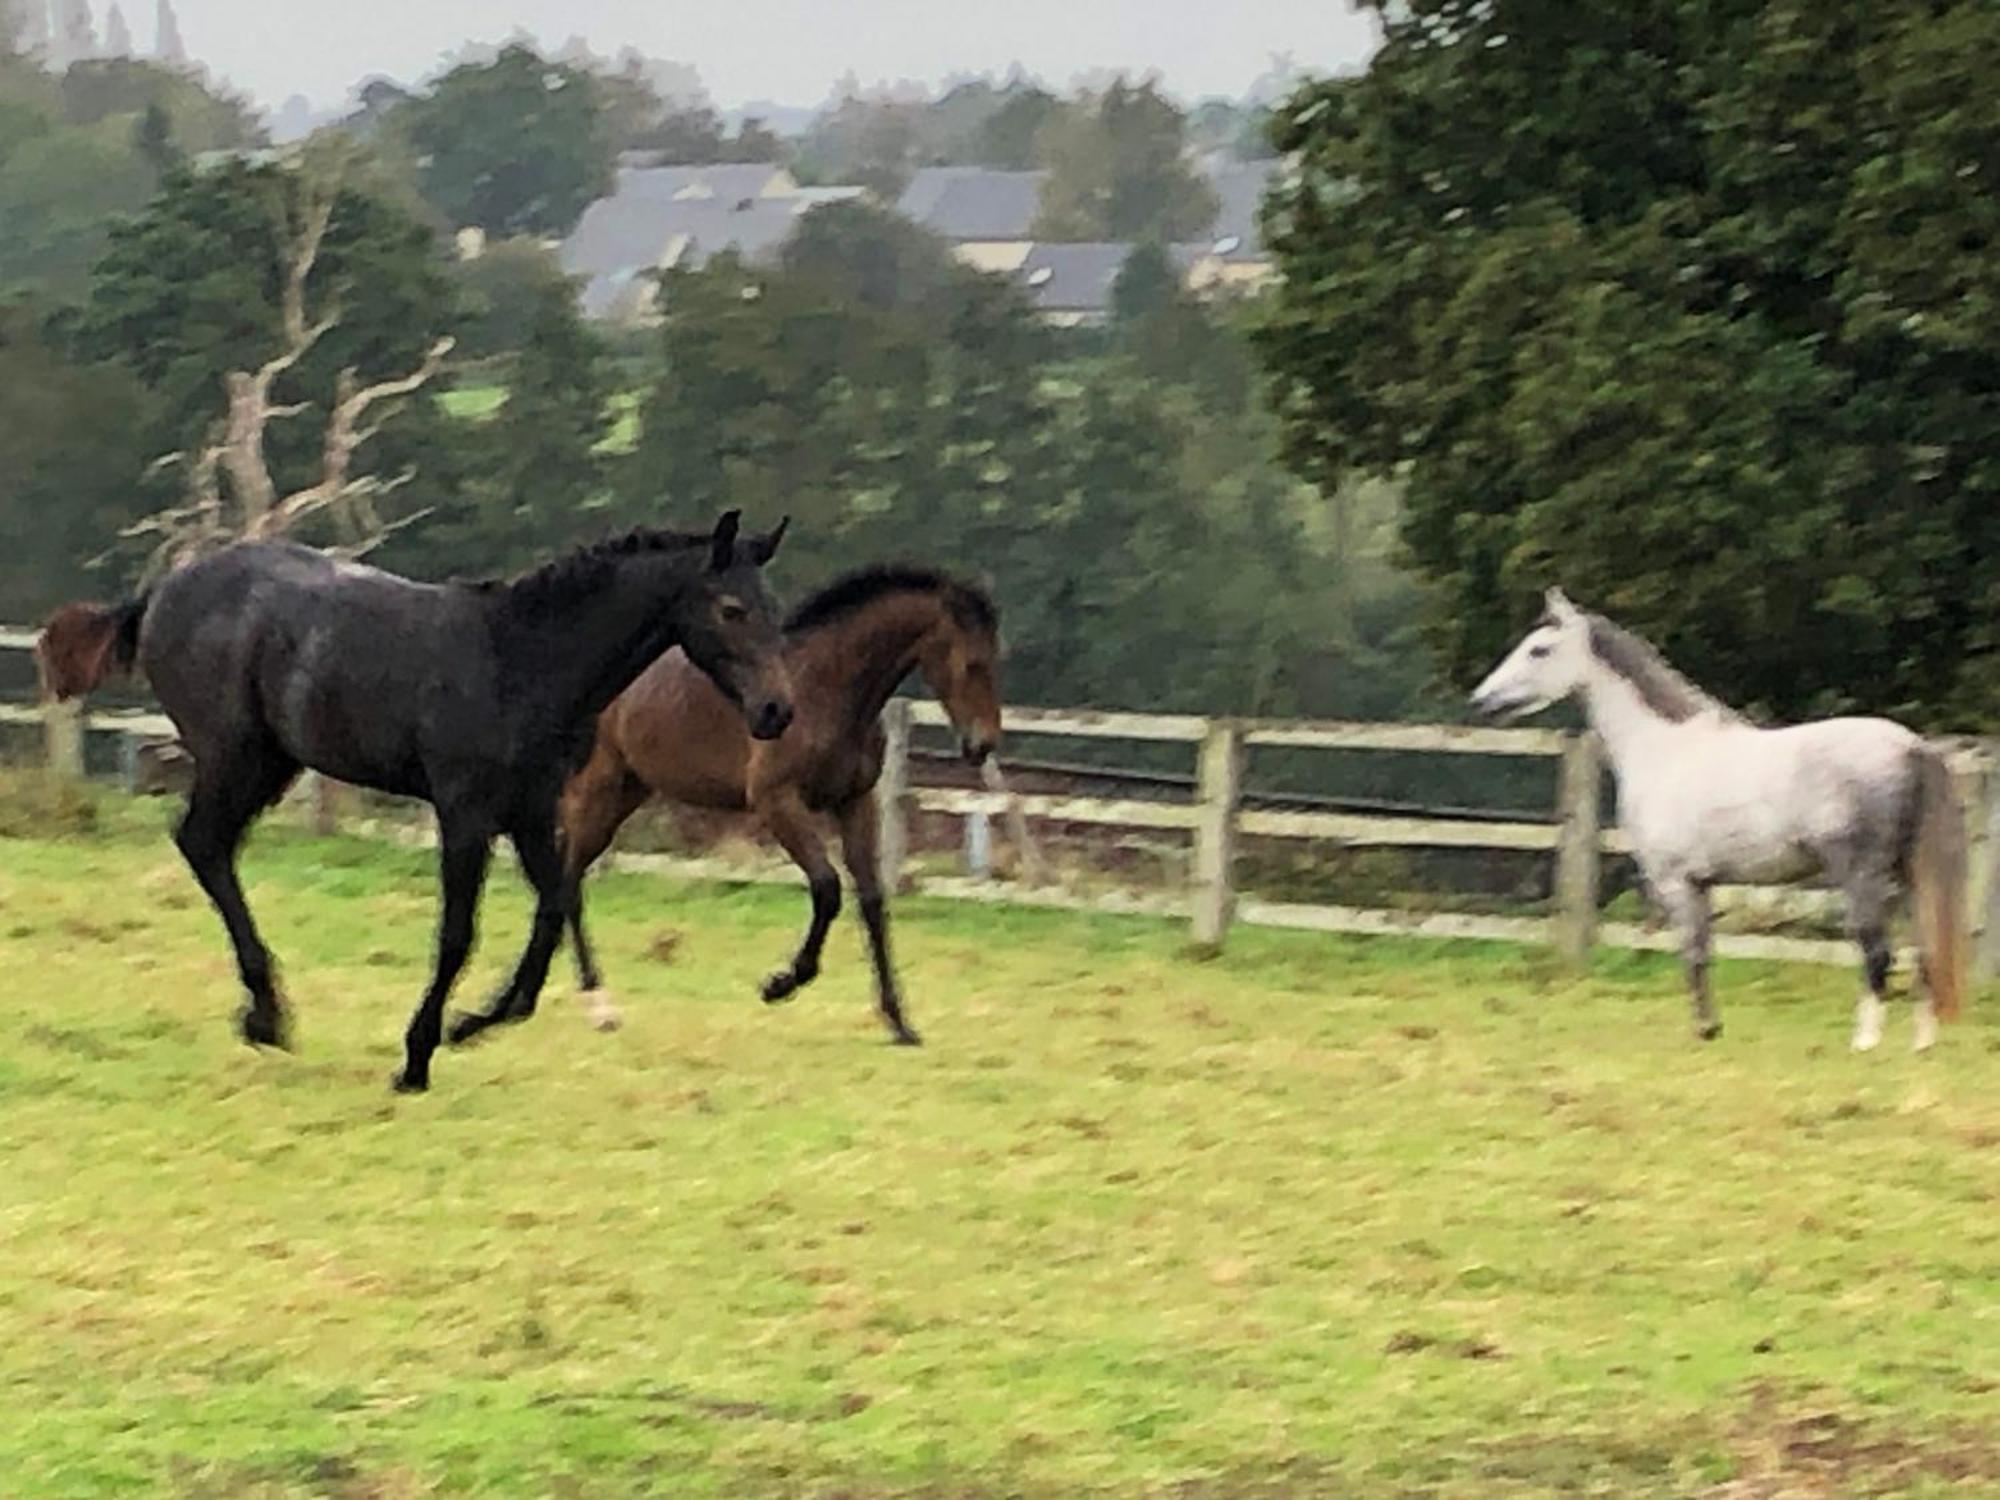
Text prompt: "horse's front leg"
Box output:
[[448, 813, 570, 1045], [1657, 874, 1720, 1041], [758, 788, 840, 1005], [396, 815, 493, 1092], [836, 788, 920, 1046]]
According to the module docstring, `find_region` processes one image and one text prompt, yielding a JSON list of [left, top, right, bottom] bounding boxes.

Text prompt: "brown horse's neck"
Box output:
[[789, 589, 946, 742]]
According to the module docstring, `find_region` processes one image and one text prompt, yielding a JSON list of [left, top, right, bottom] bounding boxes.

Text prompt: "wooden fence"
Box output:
[[7, 627, 1999, 975]]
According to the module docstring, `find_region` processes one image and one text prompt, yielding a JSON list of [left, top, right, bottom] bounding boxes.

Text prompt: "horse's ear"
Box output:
[[749, 515, 789, 567], [1544, 586, 1576, 619], [710, 509, 742, 572]]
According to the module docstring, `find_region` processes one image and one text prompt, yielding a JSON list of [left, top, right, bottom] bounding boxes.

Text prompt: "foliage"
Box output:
[[617, 203, 1400, 717], [74, 153, 468, 572], [56, 56, 261, 153], [1, 827, 1998, 1495], [1259, 0, 2000, 727], [0, 300, 157, 615], [0, 51, 260, 301], [1033, 78, 1219, 242], [406, 251, 612, 576], [973, 83, 1065, 170], [395, 43, 613, 238]]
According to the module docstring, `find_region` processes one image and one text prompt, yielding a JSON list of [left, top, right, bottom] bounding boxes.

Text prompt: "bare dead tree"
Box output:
[[122, 159, 455, 581]]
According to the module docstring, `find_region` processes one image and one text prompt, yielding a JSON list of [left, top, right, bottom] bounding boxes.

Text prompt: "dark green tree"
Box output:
[[0, 302, 159, 618], [76, 153, 465, 554], [413, 258, 612, 575], [973, 85, 1065, 170], [1259, 0, 2000, 727], [397, 44, 613, 237], [1033, 79, 1218, 242]]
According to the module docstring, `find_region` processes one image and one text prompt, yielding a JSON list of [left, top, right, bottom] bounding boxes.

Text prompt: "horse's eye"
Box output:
[[1528, 644, 1553, 660], [718, 599, 749, 624]]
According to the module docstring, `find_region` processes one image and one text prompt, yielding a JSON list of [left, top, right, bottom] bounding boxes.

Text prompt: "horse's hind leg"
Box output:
[[175, 751, 300, 1048], [1658, 875, 1720, 1040], [759, 790, 840, 1006], [837, 789, 920, 1046], [558, 754, 649, 1029], [1843, 872, 1895, 1053]]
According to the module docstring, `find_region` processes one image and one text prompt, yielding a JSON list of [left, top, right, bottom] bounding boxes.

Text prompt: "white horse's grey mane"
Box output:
[[1578, 612, 1743, 725]]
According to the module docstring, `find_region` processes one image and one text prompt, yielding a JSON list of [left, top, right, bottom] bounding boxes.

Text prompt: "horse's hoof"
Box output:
[[391, 1069, 428, 1094], [445, 1012, 486, 1047], [1695, 1022, 1722, 1042], [590, 1011, 623, 1033], [761, 972, 799, 1004], [1851, 1032, 1882, 1054], [239, 1008, 290, 1051], [891, 1028, 924, 1048]]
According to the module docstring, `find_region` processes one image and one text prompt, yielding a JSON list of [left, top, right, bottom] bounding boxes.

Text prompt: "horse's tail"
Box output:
[[1910, 743, 1968, 1023], [35, 597, 149, 702]]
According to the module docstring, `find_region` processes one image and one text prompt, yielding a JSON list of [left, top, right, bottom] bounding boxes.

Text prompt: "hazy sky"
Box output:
[[153, 1, 1379, 112]]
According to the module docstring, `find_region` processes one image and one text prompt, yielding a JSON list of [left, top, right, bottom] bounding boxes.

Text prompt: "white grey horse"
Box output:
[[1471, 589, 1966, 1049]]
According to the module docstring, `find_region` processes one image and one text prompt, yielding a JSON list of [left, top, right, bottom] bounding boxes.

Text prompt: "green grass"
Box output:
[[3, 805, 1998, 1498]]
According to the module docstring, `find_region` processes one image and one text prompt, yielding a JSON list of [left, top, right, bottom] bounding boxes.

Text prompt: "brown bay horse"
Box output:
[[558, 565, 1003, 1045]]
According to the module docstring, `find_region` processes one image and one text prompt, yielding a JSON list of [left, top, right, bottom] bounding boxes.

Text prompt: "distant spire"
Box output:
[[53, 0, 94, 66], [11, 1, 53, 60], [152, 0, 181, 63], [102, 0, 129, 55]]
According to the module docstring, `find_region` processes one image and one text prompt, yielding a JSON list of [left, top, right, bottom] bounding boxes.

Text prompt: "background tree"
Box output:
[[415, 247, 611, 575], [396, 43, 612, 238], [1033, 78, 1218, 242], [1259, 0, 2000, 727], [0, 52, 260, 300], [77, 149, 466, 569], [970, 84, 1064, 170], [0, 303, 158, 616]]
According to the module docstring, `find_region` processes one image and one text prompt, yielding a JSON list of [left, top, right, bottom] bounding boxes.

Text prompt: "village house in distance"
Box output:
[[559, 152, 1283, 329]]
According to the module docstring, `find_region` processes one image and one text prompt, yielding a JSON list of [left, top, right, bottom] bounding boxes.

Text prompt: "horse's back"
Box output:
[[141, 542, 472, 788], [1637, 715, 1924, 882]]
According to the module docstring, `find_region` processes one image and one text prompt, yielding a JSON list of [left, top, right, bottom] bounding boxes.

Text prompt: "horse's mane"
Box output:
[[479, 527, 713, 618], [1583, 613, 1742, 725], [785, 564, 999, 638]]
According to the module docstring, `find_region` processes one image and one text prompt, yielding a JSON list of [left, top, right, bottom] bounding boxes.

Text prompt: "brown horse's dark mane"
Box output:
[[478, 527, 714, 618], [784, 564, 998, 638]]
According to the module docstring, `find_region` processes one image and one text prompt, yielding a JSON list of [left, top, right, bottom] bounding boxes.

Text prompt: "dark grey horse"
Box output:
[[38, 513, 794, 1092]]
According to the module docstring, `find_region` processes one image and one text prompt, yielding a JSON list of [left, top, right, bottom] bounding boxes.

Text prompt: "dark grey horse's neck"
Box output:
[[486, 559, 708, 750]]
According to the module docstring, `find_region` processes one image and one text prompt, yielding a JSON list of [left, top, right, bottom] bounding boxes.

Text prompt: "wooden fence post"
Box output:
[[45, 700, 85, 779], [1967, 749, 2000, 983], [1554, 730, 1603, 966], [310, 774, 344, 836], [1191, 718, 1243, 949], [878, 698, 912, 894]]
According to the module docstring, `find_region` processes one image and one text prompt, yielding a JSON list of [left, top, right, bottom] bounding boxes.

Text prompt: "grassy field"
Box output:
[[2, 794, 1997, 1498]]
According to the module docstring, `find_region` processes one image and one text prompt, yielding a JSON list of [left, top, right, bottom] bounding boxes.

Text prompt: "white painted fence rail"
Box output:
[[5, 631, 1996, 975]]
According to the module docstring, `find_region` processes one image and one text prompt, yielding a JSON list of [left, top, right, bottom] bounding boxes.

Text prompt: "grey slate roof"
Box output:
[[896, 168, 1046, 242], [1012, 242, 1135, 316], [607, 162, 791, 204], [1198, 156, 1287, 260], [562, 193, 811, 319]]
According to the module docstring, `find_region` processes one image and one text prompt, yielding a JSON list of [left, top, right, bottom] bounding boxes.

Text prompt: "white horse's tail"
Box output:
[[1910, 745, 1968, 1023]]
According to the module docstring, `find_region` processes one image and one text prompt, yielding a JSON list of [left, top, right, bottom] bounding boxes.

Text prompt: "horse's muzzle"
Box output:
[[750, 700, 794, 741], [961, 736, 995, 766]]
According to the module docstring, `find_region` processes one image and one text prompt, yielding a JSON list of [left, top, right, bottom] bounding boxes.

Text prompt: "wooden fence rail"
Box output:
[[5, 631, 1996, 976]]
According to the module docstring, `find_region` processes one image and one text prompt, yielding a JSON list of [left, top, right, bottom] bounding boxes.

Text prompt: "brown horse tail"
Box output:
[[35, 597, 149, 702], [1910, 743, 1967, 1023]]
